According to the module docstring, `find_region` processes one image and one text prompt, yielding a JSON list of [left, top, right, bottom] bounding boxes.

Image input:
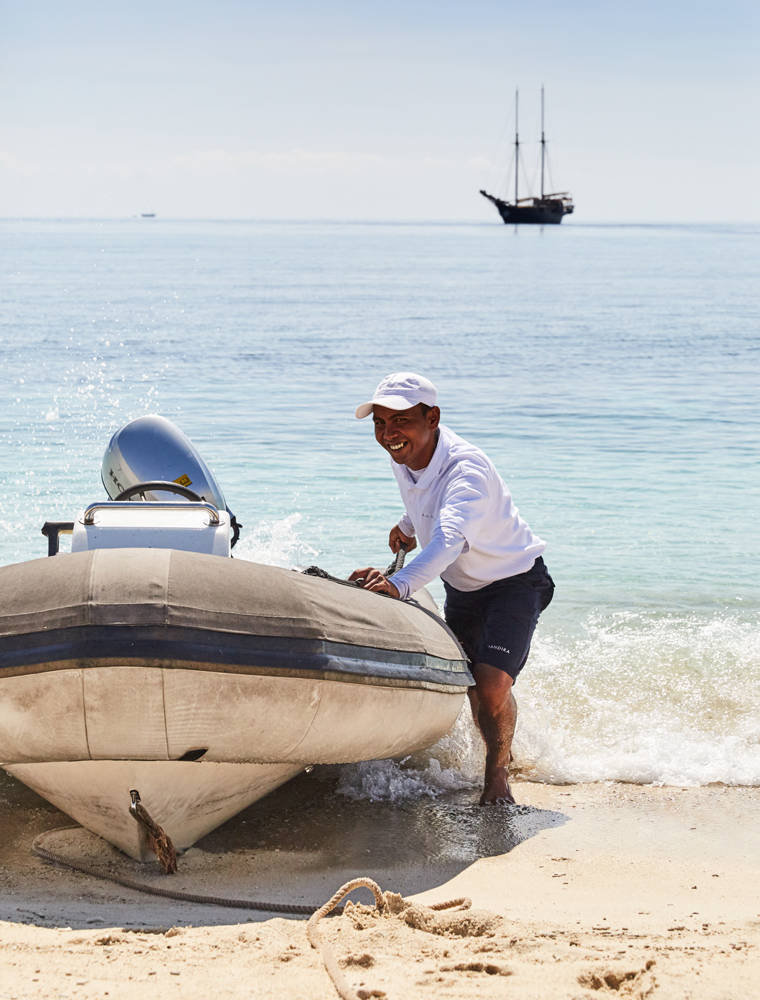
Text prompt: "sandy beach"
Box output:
[[1, 770, 758, 1000]]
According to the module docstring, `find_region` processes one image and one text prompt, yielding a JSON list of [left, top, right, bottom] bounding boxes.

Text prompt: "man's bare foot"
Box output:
[[479, 768, 515, 805]]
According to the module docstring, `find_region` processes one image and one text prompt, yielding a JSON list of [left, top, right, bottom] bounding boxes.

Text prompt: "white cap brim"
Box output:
[[355, 393, 421, 419]]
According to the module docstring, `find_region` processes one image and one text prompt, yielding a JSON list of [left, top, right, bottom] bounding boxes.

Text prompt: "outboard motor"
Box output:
[[101, 414, 241, 546]]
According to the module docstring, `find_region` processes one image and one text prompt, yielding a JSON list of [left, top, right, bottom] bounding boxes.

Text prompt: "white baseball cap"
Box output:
[[355, 372, 438, 419]]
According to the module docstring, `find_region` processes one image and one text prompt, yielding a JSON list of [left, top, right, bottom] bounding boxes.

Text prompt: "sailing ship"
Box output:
[[480, 87, 574, 225]]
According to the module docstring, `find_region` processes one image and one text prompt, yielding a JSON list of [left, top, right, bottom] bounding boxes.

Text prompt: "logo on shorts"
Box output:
[[488, 644, 510, 654]]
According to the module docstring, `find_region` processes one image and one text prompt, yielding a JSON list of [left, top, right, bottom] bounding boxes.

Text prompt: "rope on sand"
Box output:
[[31, 828, 315, 914], [307, 878, 388, 1000], [32, 830, 471, 999], [306, 876, 471, 1000]]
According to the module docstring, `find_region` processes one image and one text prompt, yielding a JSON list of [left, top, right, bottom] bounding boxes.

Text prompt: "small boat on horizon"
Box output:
[[480, 87, 574, 225], [0, 417, 470, 862]]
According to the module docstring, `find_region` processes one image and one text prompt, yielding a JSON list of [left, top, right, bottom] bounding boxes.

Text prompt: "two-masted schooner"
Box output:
[[480, 87, 574, 225]]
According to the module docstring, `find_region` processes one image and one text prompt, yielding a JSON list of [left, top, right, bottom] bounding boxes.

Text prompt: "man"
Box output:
[[349, 372, 554, 805]]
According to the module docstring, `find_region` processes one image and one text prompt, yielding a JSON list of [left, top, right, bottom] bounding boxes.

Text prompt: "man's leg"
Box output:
[[467, 662, 516, 805], [446, 561, 553, 807]]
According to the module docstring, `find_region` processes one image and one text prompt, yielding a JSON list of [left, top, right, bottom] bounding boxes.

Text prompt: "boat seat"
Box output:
[[70, 501, 231, 557]]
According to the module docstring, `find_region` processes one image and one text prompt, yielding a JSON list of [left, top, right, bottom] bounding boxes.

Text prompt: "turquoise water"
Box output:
[[1, 218, 758, 787]]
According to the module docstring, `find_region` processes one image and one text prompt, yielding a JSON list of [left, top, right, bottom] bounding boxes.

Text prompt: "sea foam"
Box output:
[[336, 609, 760, 801]]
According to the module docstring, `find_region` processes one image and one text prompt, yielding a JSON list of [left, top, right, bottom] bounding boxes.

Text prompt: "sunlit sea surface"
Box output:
[[1, 218, 758, 792]]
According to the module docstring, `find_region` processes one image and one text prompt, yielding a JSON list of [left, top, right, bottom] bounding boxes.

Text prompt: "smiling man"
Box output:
[[350, 372, 554, 805]]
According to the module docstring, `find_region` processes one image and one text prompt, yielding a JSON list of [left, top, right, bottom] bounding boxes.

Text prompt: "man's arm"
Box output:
[[389, 528, 466, 597], [350, 464, 488, 599], [349, 527, 466, 600], [383, 465, 490, 597]]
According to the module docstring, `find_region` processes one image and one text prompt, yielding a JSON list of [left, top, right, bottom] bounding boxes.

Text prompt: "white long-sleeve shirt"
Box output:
[[389, 425, 545, 599]]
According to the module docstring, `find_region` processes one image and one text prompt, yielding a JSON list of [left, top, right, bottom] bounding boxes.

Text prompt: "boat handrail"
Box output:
[[81, 501, 221, 526]]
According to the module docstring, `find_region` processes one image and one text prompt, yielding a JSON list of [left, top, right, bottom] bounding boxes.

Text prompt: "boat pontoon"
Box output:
[[0, 416, 471, 861]]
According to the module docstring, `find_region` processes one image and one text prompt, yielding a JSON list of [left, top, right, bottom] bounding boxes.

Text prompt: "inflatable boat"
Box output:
[[0, 417, 471, 861]]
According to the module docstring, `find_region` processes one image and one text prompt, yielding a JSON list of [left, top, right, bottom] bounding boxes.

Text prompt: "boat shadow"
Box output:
[[1, 767, 568, 928], [198, 766, 568, 905]]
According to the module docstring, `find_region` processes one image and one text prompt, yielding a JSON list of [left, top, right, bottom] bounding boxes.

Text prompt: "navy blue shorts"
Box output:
[[443, 557, 554, 682]]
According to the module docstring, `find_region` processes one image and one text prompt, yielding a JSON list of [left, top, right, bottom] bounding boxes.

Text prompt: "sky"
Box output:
[[1, 0, 759, 222]]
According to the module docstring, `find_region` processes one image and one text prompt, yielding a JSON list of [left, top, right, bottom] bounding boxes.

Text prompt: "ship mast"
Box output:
[[514, 88, 519, 206], [540, 85, 546, 200]]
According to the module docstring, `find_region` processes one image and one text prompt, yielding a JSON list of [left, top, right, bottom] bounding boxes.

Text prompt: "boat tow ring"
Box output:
[[114, 481, 203, 502]]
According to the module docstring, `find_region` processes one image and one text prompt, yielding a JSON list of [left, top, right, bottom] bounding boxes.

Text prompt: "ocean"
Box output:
[[1, 218, 758, 793]]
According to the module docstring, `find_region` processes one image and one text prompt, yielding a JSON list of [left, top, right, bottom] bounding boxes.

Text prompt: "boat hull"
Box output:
[[496, 205, 564, 225], [0, 549, 470, 858], [479, 189, 573, 225], [6, 759, 303, 860]]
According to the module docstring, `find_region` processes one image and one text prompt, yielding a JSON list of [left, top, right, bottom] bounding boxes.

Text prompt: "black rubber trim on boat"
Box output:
[[0, 625, 473, 689]]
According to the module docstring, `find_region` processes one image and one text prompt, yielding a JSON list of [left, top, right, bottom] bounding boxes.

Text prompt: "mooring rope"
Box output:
[[32, 829, 471, 999], [306, 876, 471, 1000], [128, 789, 177, 874], [307, 877, 388, 1000], [31, 828, 470, 918], [31, 828, 315, 914]]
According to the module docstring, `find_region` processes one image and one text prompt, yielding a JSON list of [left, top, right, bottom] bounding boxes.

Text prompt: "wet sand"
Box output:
[[1, 768, 759, 998]]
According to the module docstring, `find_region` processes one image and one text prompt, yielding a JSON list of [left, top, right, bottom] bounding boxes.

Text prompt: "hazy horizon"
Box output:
[[2, 0, 758, 223], [4, 217, 759, 226]]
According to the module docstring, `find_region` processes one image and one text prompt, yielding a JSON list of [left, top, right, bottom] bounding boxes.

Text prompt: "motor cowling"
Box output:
[[101, 414, 240, 545]]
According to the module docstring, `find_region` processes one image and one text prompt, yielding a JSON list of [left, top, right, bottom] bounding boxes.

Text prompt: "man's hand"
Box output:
[[389, 525, 416, 554], [348, 567, 400, 599]]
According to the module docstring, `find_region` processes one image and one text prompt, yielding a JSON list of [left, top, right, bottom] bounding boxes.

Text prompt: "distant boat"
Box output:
[[480, 87, 574, 225], [140, 212, 156, 218]]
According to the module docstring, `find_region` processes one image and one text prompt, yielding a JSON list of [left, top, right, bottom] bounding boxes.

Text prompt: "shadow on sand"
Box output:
[[0, 767, 567, 929]]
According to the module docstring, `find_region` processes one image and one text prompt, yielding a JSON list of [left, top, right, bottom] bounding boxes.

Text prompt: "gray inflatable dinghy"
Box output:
[[0, 417, 470, 859]]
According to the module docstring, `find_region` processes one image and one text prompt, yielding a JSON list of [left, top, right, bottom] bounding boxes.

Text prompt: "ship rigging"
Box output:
[[480, 87, 574, 225]]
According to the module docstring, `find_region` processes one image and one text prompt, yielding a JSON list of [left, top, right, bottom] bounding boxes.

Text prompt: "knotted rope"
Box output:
[[306, 876, 471, 1000]]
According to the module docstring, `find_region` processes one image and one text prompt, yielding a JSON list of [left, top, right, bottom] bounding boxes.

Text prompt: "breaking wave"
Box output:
[[336, 610, 760, 800]]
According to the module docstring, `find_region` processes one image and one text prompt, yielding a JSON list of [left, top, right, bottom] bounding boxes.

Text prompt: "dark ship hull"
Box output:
[[480, 88, 574, 226], [480, 190, 573, 225]]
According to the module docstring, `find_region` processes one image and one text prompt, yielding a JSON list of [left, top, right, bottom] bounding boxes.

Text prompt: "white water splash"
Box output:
[[336, 610, 760, 802], [233, 512, 319, 568], [335, 707, 483, 803], [514, 611, 760, 787]]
